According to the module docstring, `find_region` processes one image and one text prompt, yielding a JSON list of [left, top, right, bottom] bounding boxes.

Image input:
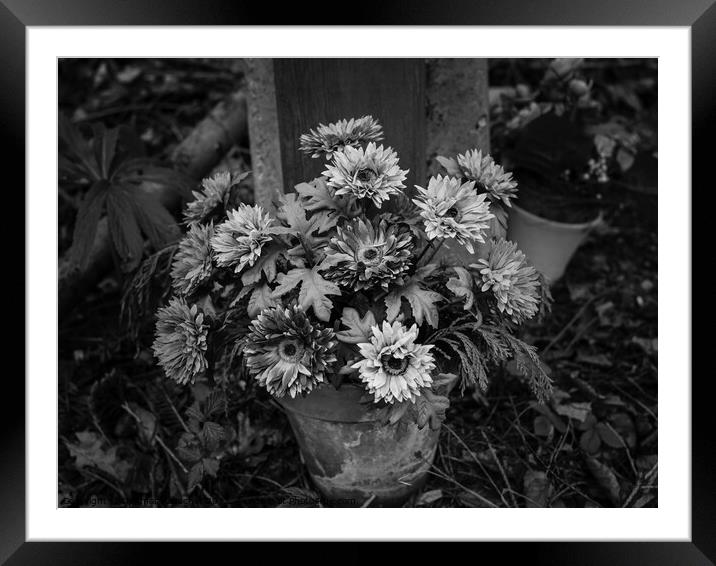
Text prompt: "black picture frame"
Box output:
[[8, 1, 708, 563]]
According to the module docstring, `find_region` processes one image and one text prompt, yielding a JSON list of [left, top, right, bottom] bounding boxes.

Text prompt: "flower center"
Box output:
[[445, 206, 460, 219], [357, 245, 384, 266], [381, 354, 409, 376], [279, 339, 304, 362], [356, 168, 377, 183]]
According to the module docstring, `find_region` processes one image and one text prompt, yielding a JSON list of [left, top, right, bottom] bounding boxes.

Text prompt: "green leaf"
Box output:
[[117, 158, 197, 202], [275, 194, 337, 259], [130, 188, 181, 250], [446, 266, 475, 310], [201, 421, 225, 449], [431, 372, 459, 395], [533, 415, 553, 437], [247, 283, 278, 317], [69, 179, 109, 268], [580, 428, 601, 453], [187, 461, 204, 493], [59, 114, 102, 181], [385, 266, 443, 328], [176, 432, 202, 463], [271, 267, 341, 322], [416, 389, 450, 430], [415, 489, 443, 507], [336, 308, 377, 344], [385, 400, 411, 425], [65, 431, 131, 483], [585, 456, 621, 505], [596, 423, 624, 449], [241, 244, 285, 286], [523, 470, 553, 508], [295, 176, 359, 217], [553, 401, 592, 423], [202, 457, 220, 478], [106, 185, 144, 272], [436, 155, 461, 176], [94, 124, 119, 179]]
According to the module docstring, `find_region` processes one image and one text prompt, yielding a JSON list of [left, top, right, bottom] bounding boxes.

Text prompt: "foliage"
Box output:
[[59, 115, 194, 272], [488, 58, 658, 220]]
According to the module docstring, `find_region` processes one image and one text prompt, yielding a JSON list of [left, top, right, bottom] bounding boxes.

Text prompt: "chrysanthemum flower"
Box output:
[[244, 305, 337, 398], [472, 239, 541, 324], [171, 223, 214, 296], [456, 149, 518, 207], [153, 298, 208, 385], [210, 204, 275, 273], [184, 170, 246, 225], [352, 321, 435, 404], [324, 142, 408, 207], [412, 175, 494, 253], [323, 217, 413, 291], [299, 115, 384, 159]]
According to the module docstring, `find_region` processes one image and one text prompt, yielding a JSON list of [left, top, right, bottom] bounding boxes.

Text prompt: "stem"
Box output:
[[414, 242, 433, 266], [421, 239, 445, 266]]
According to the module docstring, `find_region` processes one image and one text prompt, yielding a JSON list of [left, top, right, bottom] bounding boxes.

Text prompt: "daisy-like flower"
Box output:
[[324, 142, 408, 207], [153, 298, 208, 385], [352, 321, 436, 404], [299, 115, 384, 159], [472, 239, 541, 324], [184, 170, 247, 225], [244, 305, 337, 398], [211, 204, 275, 273], [412, 174, 494, 253], [456, 149, 518, 207], [170, 222, 214, 296], [323, 216, 413, 291]]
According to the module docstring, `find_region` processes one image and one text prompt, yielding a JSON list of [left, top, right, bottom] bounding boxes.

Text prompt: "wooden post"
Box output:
[[247, 58, 490, 207], [245, 59, 284, 210], [426, 58, 491, 174], [272, 59, 426, 194]]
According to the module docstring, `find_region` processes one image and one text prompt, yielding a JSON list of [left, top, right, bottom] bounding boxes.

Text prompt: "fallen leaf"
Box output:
[[585, 456, 621, 505], [523, 470, 553, 507], [416, 489, 443, 506]]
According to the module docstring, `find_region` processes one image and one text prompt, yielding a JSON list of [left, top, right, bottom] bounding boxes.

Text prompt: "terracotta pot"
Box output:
[[507, 203, 602, 282], [278, 384, 440, 507]]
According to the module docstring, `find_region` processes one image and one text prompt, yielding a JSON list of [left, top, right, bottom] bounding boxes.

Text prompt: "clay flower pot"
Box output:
[[507, 203, 602, 282], [278, 384, 440, 507]]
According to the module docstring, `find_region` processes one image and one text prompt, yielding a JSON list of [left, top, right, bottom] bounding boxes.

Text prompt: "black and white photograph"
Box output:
[[7, 6, 707, 560], [56, 57, 659, 509]]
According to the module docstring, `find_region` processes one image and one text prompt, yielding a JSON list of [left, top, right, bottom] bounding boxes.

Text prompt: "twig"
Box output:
[[481, 430, 518, 508], [361, 494, 377, 508], [542, 290, 613, 355], [427, 467, 498, 508], [442, 424, 503, 500], [622, 462, 658, 508], [121, 402, 216, 506], [79, 468, 128, 504]]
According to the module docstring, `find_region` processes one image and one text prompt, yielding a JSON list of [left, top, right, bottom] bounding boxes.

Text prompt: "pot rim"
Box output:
[[277, 383, 386, 424], [511, 202, 604, 230]]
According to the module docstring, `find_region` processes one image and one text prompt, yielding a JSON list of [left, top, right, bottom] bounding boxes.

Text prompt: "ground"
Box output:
[[58, 59, 657, 508]]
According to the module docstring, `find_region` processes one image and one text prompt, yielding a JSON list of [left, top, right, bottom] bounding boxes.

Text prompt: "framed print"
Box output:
[[8, 0, 710, 563]]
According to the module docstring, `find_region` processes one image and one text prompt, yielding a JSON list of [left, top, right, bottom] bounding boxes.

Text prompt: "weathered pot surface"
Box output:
[[278, 384, 440, 507], [507, 203, 602, 282]]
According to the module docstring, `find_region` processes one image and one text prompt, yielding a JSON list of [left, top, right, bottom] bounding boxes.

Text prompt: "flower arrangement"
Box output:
[[153, 116, 552, 430]]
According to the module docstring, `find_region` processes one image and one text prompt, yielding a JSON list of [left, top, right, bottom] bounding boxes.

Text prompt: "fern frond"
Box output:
[[120, 244, 177, 335]]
